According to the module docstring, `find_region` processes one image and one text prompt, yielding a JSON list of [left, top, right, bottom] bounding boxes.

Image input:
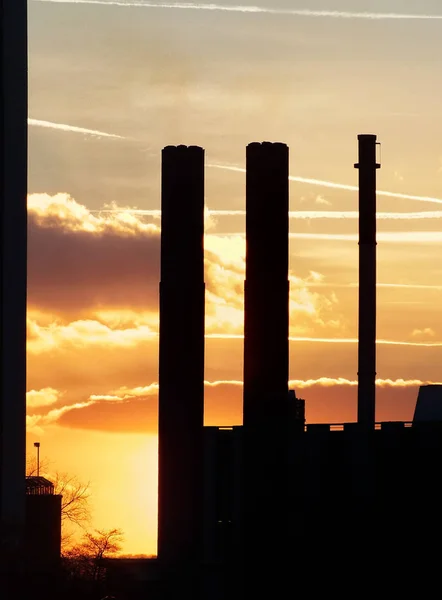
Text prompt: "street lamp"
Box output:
[[34, 442, 40, 476]]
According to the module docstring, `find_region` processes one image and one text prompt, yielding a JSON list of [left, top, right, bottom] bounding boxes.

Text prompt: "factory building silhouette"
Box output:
[[154, 137, 442, 598]]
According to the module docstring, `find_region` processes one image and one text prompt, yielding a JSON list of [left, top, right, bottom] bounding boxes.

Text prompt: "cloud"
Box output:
[[103, 377, 436, 394], [27, 314, 442, 355], [90, 383, 159, 401], [315, 195, 332, 207], [289, 377, 438, 389], [28, 194, 339, 336], [26, 387, 63, 408], [412, 328, 435, 338], [28, 194, 442, 354], [28, 194, 161, 315], [26, 401, 95, 435], [34, 378, 437, 434], [27, 318, 157, 354], [101, 208, 442, 221]]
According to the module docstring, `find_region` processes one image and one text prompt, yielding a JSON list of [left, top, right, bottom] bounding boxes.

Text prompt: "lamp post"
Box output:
[[34, 442, 40, 476]]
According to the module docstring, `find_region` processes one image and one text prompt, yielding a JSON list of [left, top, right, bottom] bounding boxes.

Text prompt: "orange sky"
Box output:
[[27, 0, 442, 554]]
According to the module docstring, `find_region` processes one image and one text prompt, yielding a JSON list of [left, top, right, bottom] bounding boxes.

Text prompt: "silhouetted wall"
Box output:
[[158, 146, 205, 567], [203, 427, 242, 565], [242, 142, 290, 584], [355, 134, 379, 428], [0, 0, 28, 569], [24, 494, 62, 574], [205, 422, 442, 591]]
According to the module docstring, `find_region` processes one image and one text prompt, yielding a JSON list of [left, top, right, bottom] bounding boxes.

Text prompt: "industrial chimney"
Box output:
[[354, 134, 380, 428], [243, 142, 290, 574], [158, 146, 205, 567]]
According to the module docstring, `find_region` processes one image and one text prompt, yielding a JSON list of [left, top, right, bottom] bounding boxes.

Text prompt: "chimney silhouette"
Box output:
[[158, 146, 205, 566], [354, 134, 380, 428], [243, 142, 290, 574]]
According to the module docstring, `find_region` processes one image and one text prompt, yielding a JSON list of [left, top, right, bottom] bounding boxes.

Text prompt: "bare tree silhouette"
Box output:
[[64, 528, 124, 581]]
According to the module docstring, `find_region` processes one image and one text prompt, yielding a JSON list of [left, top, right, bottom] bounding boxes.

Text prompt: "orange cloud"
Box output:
[[28, 193, 341, 338], [26, 387, 63, 408], [27, 378, 433, 435], [28, 194, 161, 316], [26, 401, 95, 435], [411, 327, 435, 338], [27, 318, 157, 354]]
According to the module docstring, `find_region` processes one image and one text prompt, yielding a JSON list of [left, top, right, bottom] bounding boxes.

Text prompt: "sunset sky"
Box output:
[[27, 0, 442, 554]]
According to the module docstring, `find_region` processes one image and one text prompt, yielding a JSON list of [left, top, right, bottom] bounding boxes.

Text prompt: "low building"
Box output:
[[25, 476, 62, 577]]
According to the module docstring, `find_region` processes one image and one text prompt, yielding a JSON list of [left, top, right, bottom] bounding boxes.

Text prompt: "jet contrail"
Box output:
[[205, 333, 442, 347], [34, 0, 442, 20], [95, 207, 442, 220], [209, 164, 442, 207], [28, 118, 124, 139], [28, 118, 442, 208], [211, 231, 442, 243], [305, 282, 442, 291]]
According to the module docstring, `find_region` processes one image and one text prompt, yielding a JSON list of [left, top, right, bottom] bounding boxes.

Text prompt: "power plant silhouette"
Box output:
[[153, 138, 442, 598], [3, 3, 442, 597]]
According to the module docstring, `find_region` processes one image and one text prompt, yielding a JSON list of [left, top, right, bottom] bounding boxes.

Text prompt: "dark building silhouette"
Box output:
[[242, 142, 290, 590], [413, 384, 442, 423], [355, 134, 380, 428], [157, 146, 205, 572], [0, 0, 28, 574], [288, 388, 305, 429], [202, 419, 442, 590], [24, 477, 62, 577], [203, 426, 242, 566], [149, 134, 442, 597]]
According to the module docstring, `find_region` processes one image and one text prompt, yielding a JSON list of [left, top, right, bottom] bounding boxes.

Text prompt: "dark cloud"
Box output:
[[28, 211, 161, 315]]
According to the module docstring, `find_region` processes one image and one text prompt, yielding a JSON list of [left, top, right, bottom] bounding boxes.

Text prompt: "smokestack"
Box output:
[[354, 134, 380, 428], [158, 146, 205, 567], [243, 142, 290, 571], [1, 0, 28, 572]]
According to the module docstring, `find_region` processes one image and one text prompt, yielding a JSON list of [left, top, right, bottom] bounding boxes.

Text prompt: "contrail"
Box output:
[[28, 118, 442, 208], [210, 231, 442, 243], [305, 282, 442, 291], [95, 207, 442, 220], [209, 164, 442, 207], [34, 0, 442, 20], [205, 333, 442, 347], [28, 118, 124, 139]]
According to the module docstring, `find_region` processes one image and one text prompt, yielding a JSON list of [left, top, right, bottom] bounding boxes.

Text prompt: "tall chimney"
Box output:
[[243, 142, 290, 574], [354, 134, 380, 428], [158, 146, 205, 567], [1, 0, 28, 574]]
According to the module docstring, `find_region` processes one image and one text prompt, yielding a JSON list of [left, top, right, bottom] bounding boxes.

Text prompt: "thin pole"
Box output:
[[34, 442, 40, 476]]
